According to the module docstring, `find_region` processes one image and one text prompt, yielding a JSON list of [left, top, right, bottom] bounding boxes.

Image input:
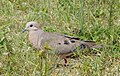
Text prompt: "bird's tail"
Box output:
[[80, 41, 103, 50]]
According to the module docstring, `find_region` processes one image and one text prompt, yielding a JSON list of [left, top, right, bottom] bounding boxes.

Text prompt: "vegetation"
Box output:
[[0, 0, 120, 76]]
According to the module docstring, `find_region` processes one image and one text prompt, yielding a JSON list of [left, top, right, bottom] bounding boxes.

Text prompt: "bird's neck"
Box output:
[[29, 29, 43, 34], [29, 29, 43, 48]]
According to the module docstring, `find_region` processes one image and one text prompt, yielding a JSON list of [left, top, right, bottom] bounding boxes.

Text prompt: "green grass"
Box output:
[[0, 0, 120, 76]]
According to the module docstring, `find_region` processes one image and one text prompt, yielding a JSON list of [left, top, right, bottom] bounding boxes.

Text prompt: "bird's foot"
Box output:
[[64, 64, 69, 67]]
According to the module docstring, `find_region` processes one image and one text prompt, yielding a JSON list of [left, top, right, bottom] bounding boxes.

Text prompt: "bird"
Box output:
[[22, 21, 103, 66]]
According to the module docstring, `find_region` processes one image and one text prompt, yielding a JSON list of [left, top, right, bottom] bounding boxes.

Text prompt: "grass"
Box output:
[[0, 0, 120, 76]]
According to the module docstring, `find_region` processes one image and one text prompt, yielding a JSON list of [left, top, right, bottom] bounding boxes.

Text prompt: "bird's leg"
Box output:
[[64, 58, 68, 67]]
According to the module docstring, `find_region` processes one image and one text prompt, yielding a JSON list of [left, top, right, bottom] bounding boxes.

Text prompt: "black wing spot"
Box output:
[[64, 35, 80, 40], [58, 43, 61, 45], [80, 44, 88, 50], [70, 39, 76, 43], [64, 40, 70, 44]]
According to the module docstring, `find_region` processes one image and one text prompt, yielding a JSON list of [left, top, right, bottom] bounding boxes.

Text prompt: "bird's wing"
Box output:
[[40, 32, 80, 54], [39, 31, 102, 55]]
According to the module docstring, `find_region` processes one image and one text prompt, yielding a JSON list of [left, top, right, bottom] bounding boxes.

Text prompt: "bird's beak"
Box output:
[[22, 28, 27, 33]]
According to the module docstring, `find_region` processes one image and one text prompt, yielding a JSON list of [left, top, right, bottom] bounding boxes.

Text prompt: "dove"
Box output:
[[23, 21, 103, 66]]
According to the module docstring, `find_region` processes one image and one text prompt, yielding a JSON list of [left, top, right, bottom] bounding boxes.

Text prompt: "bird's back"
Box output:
[[29, 29, 102, 56], [40, 31, 81, 54]]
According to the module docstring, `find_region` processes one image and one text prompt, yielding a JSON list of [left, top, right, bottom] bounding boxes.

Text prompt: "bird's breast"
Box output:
[[29, 31, 42, 49]]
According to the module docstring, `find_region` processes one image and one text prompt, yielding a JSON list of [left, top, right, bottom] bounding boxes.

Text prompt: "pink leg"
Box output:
[[64, 58, 68, 67]]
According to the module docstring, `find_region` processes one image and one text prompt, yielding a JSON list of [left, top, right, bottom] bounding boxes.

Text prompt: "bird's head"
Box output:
[[22, 21, 40, 33]]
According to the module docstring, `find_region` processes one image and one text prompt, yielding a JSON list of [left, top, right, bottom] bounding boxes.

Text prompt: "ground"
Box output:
[[0, 0, 120, 76]]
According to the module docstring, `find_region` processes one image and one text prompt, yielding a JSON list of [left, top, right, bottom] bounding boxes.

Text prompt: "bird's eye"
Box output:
[[30, 24, 33, 27]]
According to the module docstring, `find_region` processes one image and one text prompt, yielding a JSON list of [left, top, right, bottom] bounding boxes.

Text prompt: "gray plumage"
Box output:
[[23, 21, 102, 59]]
